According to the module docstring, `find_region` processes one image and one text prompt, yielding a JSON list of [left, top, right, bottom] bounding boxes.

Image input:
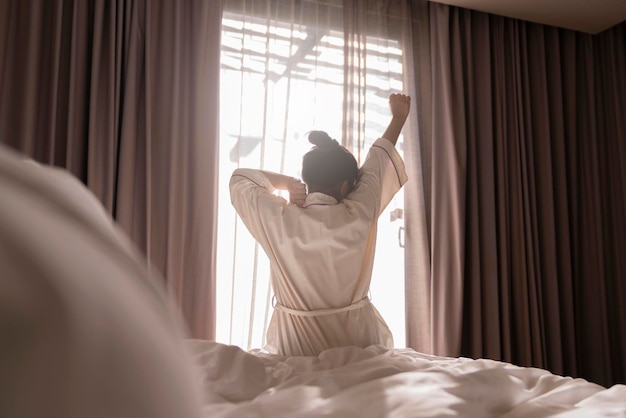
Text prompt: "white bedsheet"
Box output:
[[189, 340, 626, 417]]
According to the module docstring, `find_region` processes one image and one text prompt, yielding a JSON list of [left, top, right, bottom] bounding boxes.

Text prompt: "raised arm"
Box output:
[[382, 93, 410, 146]]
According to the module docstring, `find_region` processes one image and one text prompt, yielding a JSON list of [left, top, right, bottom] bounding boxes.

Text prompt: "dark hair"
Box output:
[[301, 131, 359, 191]]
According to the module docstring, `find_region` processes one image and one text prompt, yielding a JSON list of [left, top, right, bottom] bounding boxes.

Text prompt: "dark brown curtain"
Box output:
[[0, 0, 222, 340], [406, 1, 626, 387]]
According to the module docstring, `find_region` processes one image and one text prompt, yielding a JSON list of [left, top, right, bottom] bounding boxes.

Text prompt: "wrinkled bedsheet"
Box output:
[[187, 340, 626, 417]]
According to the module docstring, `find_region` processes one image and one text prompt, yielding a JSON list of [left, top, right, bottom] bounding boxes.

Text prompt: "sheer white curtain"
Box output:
[[216, 0, 414, 350]]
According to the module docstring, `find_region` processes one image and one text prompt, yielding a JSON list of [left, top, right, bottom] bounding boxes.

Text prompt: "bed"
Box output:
[[1, 143, 624, 417], [190, 340, 626, 417]]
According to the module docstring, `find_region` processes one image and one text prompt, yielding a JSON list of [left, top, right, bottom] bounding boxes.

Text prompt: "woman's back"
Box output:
[[230, 93, 411, 355], [231, 139, 407, 356]]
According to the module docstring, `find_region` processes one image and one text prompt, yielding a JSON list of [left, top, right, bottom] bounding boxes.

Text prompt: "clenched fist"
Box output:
[[389, 93, 410, 120]]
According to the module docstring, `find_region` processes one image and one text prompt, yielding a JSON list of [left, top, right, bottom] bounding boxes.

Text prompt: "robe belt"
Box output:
[[272, 296, 371, 317]]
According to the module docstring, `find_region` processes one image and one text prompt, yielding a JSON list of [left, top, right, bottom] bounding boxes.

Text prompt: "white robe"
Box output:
[[230, 137, 408, 356]]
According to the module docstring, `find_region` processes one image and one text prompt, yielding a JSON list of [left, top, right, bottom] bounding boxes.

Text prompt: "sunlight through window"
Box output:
[[217, 11, 406, 350]]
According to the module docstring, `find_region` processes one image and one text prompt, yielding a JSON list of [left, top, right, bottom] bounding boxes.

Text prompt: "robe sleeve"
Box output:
[[229, 168, 289, 250], [345, 137, 408, 218]]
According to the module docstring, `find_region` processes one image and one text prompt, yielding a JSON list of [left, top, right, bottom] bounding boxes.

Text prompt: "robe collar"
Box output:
[[303, 192, 338, 207]]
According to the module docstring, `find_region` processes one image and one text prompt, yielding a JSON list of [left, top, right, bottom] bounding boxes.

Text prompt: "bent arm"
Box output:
[[259, 170, 307, 207], [231, 169, 306, 209], [259, 170, 295, 190]]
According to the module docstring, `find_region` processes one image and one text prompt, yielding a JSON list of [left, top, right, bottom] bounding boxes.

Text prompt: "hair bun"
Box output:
[[308, 131, 339, 148]]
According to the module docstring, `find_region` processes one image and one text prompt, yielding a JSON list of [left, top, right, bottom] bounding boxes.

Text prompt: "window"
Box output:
[[217, 9, 406, 350]]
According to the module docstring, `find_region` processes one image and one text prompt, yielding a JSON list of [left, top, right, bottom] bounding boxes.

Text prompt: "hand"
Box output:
[[288, 178, 307, 207], [382, 93, 410, 146], [389, 93, 410, 120]]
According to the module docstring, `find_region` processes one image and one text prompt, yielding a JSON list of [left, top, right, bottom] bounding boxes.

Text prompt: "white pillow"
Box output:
[[0, 144, 204, 418]]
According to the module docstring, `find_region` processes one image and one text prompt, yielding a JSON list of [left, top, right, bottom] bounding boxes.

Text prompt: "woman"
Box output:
[[230, 93, 410, 356]]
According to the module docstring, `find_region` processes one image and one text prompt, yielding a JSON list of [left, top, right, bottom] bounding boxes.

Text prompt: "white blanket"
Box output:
[[189, 340, 626, 417]]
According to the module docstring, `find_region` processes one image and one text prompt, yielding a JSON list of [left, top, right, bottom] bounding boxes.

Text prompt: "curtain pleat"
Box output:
[[0, 0, 222, 340], [407, 1, 626, 386], [404, 0, 433, 354]]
